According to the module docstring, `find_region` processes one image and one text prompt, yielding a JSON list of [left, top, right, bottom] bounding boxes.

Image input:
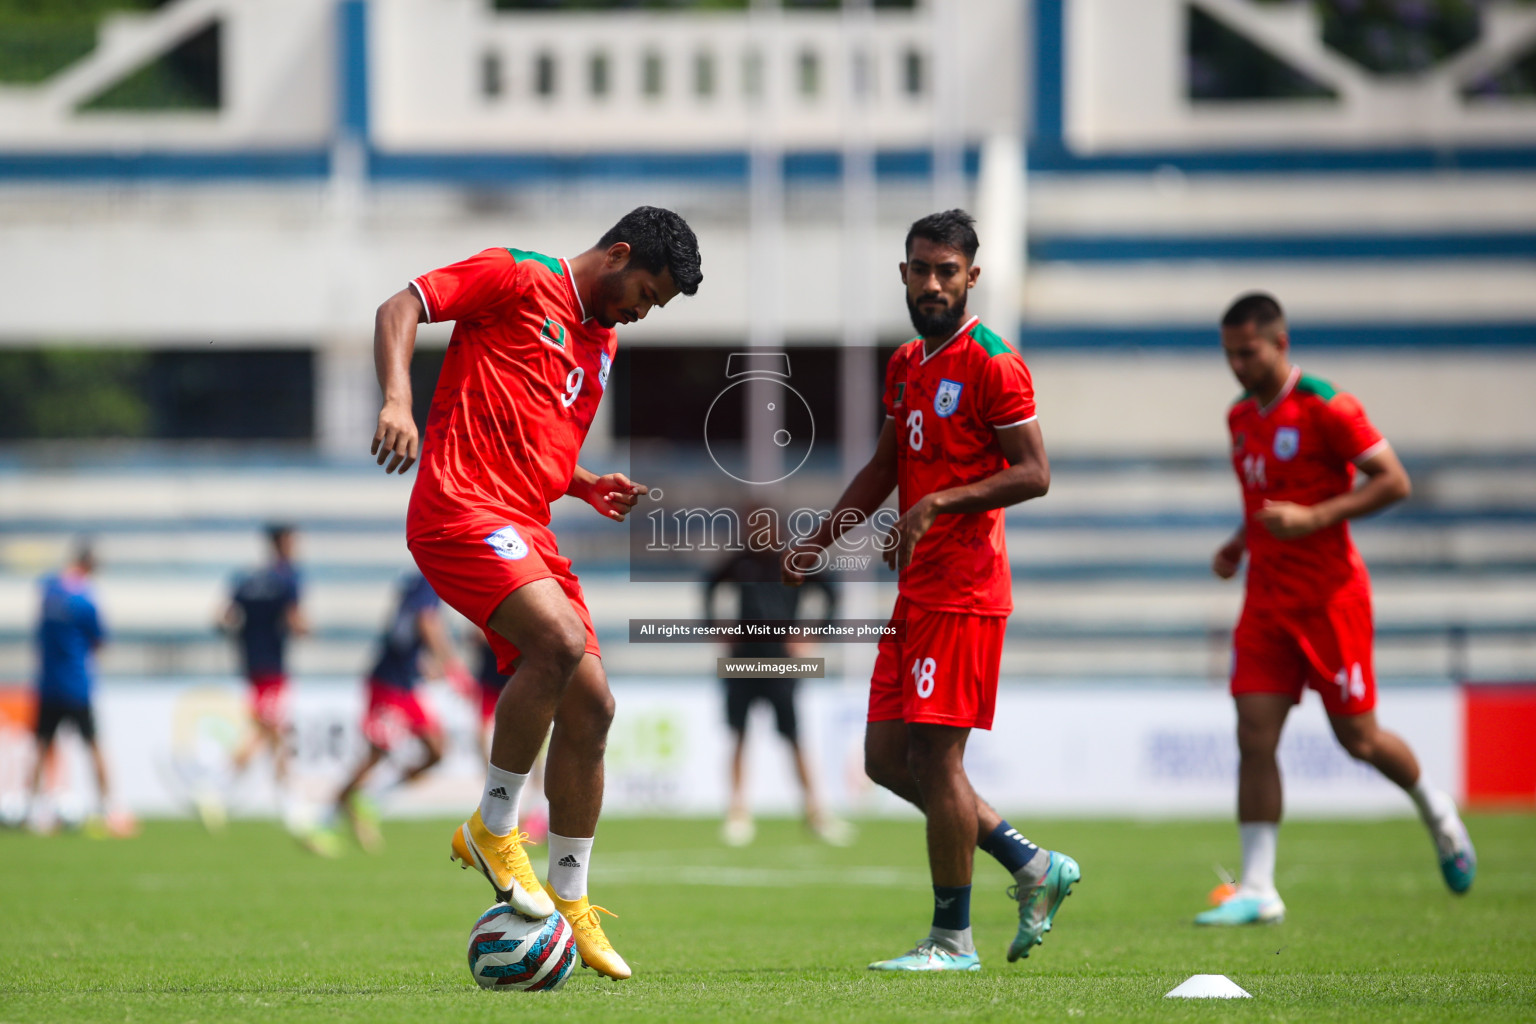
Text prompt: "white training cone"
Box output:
[[1165, 974, 1252, 999]]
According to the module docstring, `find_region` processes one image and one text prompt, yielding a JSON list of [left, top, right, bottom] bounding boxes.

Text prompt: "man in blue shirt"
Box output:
[[328, 571, 467, 853], [222, 524, 307, 813], [25, 542, 132, 836]]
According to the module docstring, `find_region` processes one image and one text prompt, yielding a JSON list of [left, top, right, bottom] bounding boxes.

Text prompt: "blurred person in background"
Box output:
[[322, 570, 469, 855], [703, 532, 852, 848], [219, 523, 307, 829], [370, 206, 701, 980], [18, 540, 135, 837], [1199, 292, 1477, 926]]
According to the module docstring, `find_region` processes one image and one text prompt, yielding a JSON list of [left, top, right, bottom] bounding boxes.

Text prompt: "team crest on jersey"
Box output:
[[1273, 426, 1300, 461], [933, 379, 963, 418], [598, 351, 612, 390], [540, 317, 567, 349], [484, 525, 530, 561]]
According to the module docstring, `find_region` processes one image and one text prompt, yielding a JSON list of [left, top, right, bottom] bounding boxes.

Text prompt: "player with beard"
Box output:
[[784, 210, 1079, 971], [371, 207, 702, 980]]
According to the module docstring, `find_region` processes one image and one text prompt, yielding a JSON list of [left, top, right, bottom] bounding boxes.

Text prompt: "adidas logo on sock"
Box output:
[[488, 787, 509, 800], [557, 855, 581, 868]]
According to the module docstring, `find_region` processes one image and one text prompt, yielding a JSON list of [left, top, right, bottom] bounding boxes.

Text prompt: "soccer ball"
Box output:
[[467, 903, 577, 992]]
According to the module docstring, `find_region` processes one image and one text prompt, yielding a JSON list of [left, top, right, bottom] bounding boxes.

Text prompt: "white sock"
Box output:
[[928, 926, 975, 956], [479, 764, 527, 837], [547, 832, 594, 901], [1408, 777, 1456, 831], [1012, 847, 1051, 888], [1239, 821, 1279, 898]]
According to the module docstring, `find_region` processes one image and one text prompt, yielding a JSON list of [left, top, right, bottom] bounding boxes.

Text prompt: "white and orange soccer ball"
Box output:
[[466, 903, 577, 992]]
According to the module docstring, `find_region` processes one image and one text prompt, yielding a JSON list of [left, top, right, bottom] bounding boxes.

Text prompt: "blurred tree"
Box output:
[[1319, 0, 1483, 76], [0, 350, 150, 440], [0, 0, 162, 84], [1193, 0, 1536, 100], [1464, 44, 1536, 98], [78, 18, 219, 110], [1189, 5, 1337, 101]]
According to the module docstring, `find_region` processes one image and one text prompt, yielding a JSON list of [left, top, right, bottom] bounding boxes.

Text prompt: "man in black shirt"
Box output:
[[704, 547, 852, 846]]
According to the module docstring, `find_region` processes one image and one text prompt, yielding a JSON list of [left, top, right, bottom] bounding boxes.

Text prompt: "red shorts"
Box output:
[[1231, 594, 1376, 716], [247, 672, 288, 730], [362, 680, 440, 751], [408, 509, 600, 675], [869, 595, 1006, 730]]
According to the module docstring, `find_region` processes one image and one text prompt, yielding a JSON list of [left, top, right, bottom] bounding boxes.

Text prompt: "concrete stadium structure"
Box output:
[[0, 0, 1532, 689]]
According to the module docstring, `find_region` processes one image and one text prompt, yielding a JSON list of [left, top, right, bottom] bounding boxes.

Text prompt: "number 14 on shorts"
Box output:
[[1334, 662, 1366, 704], [910, 657, 937, 698]]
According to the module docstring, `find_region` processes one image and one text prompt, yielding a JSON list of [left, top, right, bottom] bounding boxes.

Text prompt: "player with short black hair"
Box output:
[[904, 208, 980, 266], [786, 211, 1079, 971], [1220, 290, 1284, 332], [370, 207, 702, 980], [595, 205, 703, 297], [1197, 292, 1476, 926]]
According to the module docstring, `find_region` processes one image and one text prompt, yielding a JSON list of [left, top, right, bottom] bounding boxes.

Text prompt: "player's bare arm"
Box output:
[[1255, 446, 1411, 540], [284, 603, 311, 637], [371, 287, 428, 474], [565, 465, 648, 523], [1213, 525, 1247, 579], [782, 418, 899, 586], [883, 419, 1049, 571]]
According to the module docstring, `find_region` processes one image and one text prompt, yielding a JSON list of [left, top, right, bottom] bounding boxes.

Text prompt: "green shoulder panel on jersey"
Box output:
[[970, 321, 1017, 358], [505, 248, 564, 276], [1295, 373, 1339, 401]]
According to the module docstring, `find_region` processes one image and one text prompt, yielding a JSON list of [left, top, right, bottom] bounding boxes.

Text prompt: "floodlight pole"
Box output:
[[929, 0, 966, 211], [839, 0, 881, 710], [746, 0, 786, 489], [318, 0, 375, 460]]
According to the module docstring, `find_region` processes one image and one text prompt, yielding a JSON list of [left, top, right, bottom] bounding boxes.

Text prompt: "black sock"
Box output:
[[979, 821, 1040, 875], [931, 884, 971, 932]]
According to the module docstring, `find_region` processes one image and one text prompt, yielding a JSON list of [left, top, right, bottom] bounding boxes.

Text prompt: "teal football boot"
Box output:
[[868, 938, 981, 972], [1006, 850, 1082, 961], [1434, 816, 1477, 894], [1194, 892, 1285, 926]]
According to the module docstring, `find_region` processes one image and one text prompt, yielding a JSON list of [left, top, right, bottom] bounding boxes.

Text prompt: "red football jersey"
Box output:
[[1228, 367, 1387, 610], [882, 315, 1037, 615], [405, 247, 617, 535]]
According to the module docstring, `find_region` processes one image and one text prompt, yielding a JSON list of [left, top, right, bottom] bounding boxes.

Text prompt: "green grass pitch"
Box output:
[[2, 814, 1532, 1022]]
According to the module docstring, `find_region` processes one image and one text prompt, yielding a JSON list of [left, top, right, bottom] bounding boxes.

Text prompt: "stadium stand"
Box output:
[[0, 0, 1532, 695]]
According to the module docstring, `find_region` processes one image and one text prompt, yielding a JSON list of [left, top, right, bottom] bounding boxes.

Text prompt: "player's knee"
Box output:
[[526, 620, 586, 676], [1235, 720, 1279, 759], [589, 687, 616, 736], [863, 745, 905, 789], [566, 685, 616, 752], [1336, 728, 1376, 762]]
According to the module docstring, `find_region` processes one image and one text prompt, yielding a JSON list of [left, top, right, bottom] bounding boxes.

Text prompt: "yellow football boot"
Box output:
[[451, 809, 554, 919], [544, 884, 631, 980]]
